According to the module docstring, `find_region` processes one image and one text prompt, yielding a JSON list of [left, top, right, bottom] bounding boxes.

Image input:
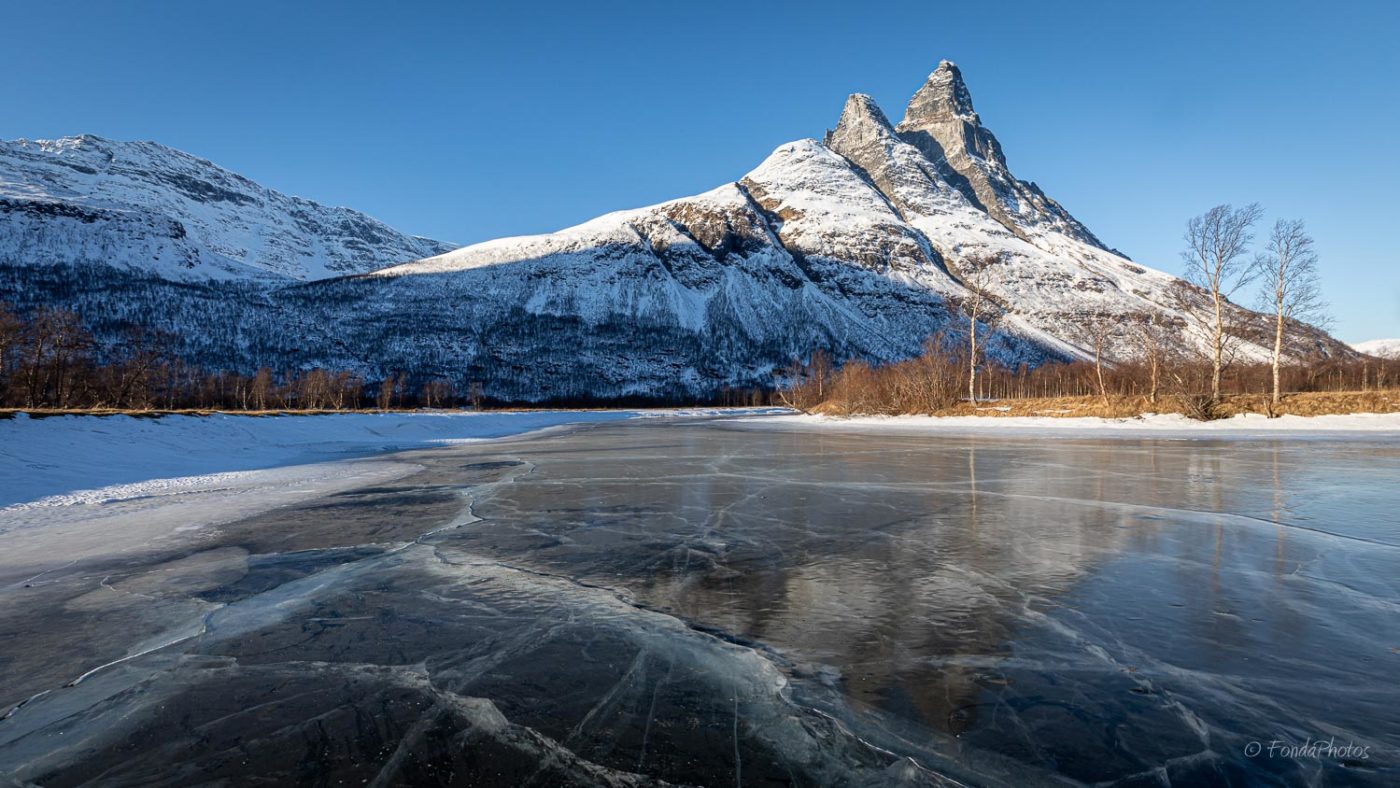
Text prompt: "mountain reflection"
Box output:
[[442, 427, 1240, 735]]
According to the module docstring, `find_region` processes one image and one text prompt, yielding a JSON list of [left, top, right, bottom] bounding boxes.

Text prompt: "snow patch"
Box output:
[[1353, 339, 1400, 359]]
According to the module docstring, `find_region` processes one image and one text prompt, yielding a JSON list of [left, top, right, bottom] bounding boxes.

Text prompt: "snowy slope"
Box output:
[[0, 135, 453, 280], [0, 62, 1354, 400], [1353, 339, 1400, 358], [378, 61, 1344, 367]]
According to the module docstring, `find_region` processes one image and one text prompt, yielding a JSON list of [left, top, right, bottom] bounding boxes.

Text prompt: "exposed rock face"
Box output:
[[0, 135, 454, 280], [824, 93, 968, 227], [0, 64, 1355, 400], [895, 61, 1106, 249]]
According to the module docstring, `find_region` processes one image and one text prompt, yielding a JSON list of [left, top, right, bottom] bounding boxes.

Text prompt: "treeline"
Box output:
[[0, 304, 777, 411], [779, 343, 1396, 419], [776, 202, 1378, 420], [0, 262, 793, 405], [0, 304, 486, 411]]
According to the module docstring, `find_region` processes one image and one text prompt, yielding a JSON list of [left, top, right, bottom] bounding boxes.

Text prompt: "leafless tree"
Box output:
[[905, 335, 961, 412], [1127, 312, 1176, 406], [1250, 218, 1329, 411], [775, 349, 834, 413], [421, 378, 455, 409], [957, 255, 1003, 403], [250, 368, 273, 410], [1069, 312, 1121, 403], [20, 308, 93, 408], [376, 375, 397, 411], [0, 303, 20, 402], [806, 349, 833, 405], [107, 327, 170, 410], [1181, 203, 1264, 401], [775, 359, 809, 413]]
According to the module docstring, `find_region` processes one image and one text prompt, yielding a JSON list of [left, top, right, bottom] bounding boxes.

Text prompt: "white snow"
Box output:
[[0, 410, 640, 510], [1353, 339, 1400, 359], [726, 412, 1400, 440], [1, 69, 1348, 403], [368, 106, 1285, 372], [0, 135, 453, 280]]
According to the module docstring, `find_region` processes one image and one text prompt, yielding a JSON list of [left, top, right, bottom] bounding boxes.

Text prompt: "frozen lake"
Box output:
[[1, 416, 1398, 785]]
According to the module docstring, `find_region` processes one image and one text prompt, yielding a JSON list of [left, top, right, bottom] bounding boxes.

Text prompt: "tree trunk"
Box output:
[[967, 320, 977, 404], [1272, 308, 1284, 408], [1094, 345, 1107, 403], [1211, 292, 1224, 402]]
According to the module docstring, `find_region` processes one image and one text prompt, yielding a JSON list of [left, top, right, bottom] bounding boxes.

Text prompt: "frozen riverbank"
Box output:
[[727, 410, 1400, 439], [0, 410, 646, 509], [9, 407, 1399, 510]]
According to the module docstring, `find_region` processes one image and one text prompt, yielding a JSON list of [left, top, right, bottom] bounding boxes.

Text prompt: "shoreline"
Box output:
[[8, 406, 1400, 512], [0, 408, 782, 511], [722, 411, 1400, 440]]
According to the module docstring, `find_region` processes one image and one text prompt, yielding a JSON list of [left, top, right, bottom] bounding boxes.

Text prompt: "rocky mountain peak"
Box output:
[[902, 60, 979, 127], [824, 93, 897, 151], [894, 60, 1107, 250], [0, 61, 1356, 400]]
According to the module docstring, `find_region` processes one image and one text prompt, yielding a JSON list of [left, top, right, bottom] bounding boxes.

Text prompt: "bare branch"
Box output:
[[1248, 218, 1330, 407], [1180, 203, 1263, 400]]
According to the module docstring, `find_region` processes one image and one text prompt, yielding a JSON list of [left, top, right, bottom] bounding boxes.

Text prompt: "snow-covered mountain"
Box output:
[[0, 135, 453, 280], [376, 61, 1342, 368], [0, 62, 1352, 400], [1353, 339, 1400, 359]]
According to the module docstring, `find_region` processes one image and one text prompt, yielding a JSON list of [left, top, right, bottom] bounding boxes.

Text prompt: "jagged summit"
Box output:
[[839, 93, 893, 128], [823, 94, 897, 151], [893, 61, 1106, 249], [368, 57, 1348, 397], [903, 60, 979, 125], [0, 61, 1353, 400]]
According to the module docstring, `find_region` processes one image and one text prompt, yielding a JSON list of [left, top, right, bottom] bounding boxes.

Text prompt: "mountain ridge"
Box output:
[[0, 62, 1355, 400], [0, 134, 454, 280], [377, 63, 1340, 373], [1354, 339, 1400, 359]]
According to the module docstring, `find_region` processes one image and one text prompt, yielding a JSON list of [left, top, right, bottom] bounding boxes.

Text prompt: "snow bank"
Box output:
[[727, 412, 1400, 440], [0, 410, 637, 509]]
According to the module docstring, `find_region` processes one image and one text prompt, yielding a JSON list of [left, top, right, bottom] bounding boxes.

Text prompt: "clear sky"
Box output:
[[3, 0, 1397, 341]]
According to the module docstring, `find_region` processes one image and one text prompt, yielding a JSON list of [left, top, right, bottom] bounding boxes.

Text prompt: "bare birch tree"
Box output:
[[1127, 312, 1176, 406], [376, 375, 397, 411], [1250, 218, 1328, 410], [776, 349, 834, 413], [1181, 203, 1263, 401], [958, 255, 1002, 404], [1070, 312, 1121, 404]]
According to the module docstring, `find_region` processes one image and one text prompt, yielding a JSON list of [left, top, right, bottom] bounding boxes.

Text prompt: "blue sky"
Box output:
[[3, 0, 1397, 341]]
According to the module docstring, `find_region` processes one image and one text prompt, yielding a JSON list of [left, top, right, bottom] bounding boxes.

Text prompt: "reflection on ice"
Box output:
[[1, 420, 1397, 785]]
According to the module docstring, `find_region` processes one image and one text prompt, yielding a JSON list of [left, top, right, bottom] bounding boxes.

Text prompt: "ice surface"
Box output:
[[0, 410, 642, 509], [1, 417, 1397, 785]]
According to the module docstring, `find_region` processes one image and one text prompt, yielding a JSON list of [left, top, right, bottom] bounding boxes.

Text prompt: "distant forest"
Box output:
[[0, 301, 770, 411], [2, 299, 1389, 416]]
